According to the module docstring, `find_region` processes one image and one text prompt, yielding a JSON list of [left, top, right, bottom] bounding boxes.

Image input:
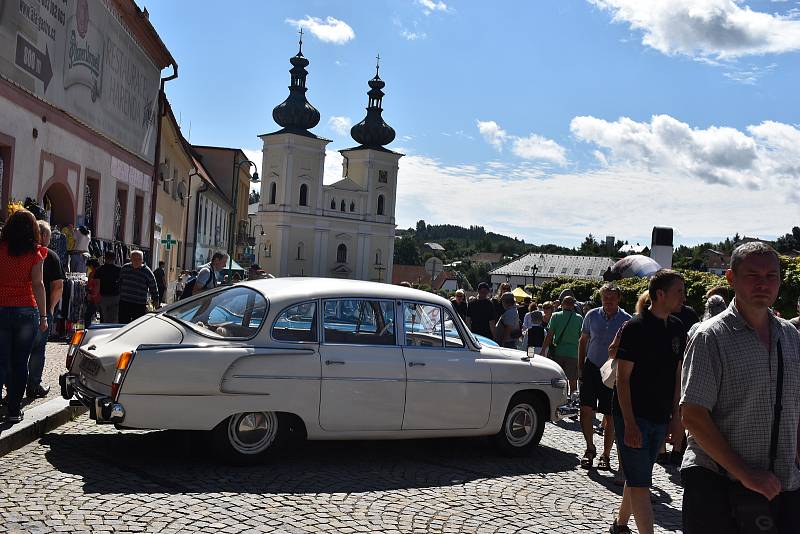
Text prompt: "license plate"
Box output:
[[79, 355, 101, 376]]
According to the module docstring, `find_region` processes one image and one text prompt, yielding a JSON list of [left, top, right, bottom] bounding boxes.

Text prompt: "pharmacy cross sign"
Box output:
[[160, 234, 177, 250]]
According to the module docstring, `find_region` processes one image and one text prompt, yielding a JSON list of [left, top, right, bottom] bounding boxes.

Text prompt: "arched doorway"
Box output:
[[42, 182, 75, 227]]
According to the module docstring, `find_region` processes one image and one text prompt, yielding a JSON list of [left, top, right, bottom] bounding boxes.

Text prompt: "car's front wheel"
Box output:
[[211, 411, 286, 464], [493, 393, 547, 456]]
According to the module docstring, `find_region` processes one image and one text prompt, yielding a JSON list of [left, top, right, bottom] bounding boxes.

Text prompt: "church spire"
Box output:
[[350, 54, 396, 149], [272, 30, 321, 135]]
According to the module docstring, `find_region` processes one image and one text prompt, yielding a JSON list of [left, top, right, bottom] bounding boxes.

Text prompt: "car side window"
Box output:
[[166, 286, 267, 339], [443, 310, 466, 348], [272, 302, 317, 342], [404, 302, 444, 348], [323, 299, 395, 345]]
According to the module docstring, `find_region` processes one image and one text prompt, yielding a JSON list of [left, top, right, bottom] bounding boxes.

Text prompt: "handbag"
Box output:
[[727, 340, 784, 534], [600, 358, 617, 388]]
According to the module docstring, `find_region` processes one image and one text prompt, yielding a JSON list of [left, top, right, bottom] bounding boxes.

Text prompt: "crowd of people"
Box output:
[[451, 241, 800, 534]]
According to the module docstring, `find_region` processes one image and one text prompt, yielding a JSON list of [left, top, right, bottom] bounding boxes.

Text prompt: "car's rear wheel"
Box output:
[[211, 411, 286, 464], [493, 393, 547, 456]]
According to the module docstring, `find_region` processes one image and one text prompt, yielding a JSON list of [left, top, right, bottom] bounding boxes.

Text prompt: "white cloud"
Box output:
[[401, 29, 427, 40], [416, 0, 448, 14], [512, 134, 568, 165], [285, 16, 355, 45], [393, 151, 798, 246], [476, 120, 509, 150], [570, 114, 800, 191], [477, 120, 568, 164], [328, 115, 353, 136], [589, 0, 800, 58]]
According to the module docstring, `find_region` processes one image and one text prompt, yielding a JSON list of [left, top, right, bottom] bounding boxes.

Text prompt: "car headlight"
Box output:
[[550, 377, 567, 390]]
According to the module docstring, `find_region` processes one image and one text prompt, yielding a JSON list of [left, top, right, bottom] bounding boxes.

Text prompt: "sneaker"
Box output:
[[4, 411, 24, 423], [26, 385, 50, 399]]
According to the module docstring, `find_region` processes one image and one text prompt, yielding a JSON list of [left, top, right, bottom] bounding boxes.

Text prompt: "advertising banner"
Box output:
[[0, 0, 161, 163]]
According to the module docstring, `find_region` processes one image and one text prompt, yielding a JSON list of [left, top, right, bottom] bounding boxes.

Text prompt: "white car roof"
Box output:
[[237, 277, 452, 308]]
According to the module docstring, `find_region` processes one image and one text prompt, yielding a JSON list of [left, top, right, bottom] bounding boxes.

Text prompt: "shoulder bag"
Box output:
[[552, 311, 576, 348], [726, 340, 783, 534]]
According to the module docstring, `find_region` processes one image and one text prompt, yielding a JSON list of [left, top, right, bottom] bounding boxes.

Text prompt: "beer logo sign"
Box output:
[[76, 0, 89, 39]]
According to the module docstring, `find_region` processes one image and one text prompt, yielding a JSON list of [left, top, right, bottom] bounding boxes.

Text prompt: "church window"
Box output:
[[337, 244, 347, 263], [377, 195, 385, 216], [340, 200, 346, 212], [296, 242, 305, 260], [350, 201, 355, 212], [269, 182, 276, 204], [299, 184, 308, 206], [330, 198, 336, 210], [375, 249, 382, 265], [264, 240, 272, 257], [378, 170, 388, 183]]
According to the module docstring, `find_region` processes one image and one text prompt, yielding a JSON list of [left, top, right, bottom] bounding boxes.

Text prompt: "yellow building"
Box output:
[[154, 98, 192, 302]]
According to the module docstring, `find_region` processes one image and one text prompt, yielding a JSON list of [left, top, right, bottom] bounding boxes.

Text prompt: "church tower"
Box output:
[[338, 58, 403, 280]]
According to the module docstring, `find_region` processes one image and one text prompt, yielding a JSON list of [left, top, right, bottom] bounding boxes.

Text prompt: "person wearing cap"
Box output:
[[541, 294, 583, 396], [495, 292, 521, 349], [450, 289, 467, 320], [467, 282, 497, 339]]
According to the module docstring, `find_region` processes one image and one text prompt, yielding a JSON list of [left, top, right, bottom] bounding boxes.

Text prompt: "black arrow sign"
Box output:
[[15, 35, 53, 92]]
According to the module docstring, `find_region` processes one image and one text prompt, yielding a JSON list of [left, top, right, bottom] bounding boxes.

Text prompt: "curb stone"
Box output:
[[0, 397, 86, 457]]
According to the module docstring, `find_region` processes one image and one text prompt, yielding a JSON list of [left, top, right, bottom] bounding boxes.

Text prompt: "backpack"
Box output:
[[179, 267, 216, 300]]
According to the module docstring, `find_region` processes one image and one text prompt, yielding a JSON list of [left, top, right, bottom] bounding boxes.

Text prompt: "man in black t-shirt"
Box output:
[[96, 251, 121, 323], [467, 282, 497, 339], [609, 270, 687, 534], [27, 221, 66, 398]]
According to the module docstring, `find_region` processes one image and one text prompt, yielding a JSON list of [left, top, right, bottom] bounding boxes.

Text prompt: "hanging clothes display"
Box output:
[[63, 272, 88, 325], [50, 229, 68, 271]]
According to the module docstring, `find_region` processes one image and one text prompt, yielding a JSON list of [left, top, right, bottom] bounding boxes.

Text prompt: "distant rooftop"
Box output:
[[490, 253, 615, 280]]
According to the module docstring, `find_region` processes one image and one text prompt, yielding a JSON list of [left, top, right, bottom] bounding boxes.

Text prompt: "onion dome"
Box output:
[[350, 56, 395, 149], [272, 32, 320, 134]]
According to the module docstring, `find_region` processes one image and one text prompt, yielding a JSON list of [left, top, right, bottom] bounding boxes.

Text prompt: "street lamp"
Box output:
[[227, 158, 260, 281], [250, 223, 265, 265]]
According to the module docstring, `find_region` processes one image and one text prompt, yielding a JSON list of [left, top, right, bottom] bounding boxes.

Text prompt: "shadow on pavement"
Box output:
[[41, 429, 580, 495]]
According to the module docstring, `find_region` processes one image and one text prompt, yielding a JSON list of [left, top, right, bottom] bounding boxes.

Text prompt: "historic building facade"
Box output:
[[252, 40, 401, 282]]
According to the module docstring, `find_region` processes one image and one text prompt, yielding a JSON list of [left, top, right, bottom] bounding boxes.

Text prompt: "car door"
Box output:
[[401, 302, 492, 430], [318, 298, 406, 431]]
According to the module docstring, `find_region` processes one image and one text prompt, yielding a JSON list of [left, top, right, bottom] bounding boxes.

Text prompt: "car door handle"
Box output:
[[325, 360, 346, 365], [408, 361, 425, 367]]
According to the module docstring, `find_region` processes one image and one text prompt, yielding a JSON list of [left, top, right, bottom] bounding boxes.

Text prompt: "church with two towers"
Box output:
[[252, 37, 401, 282]]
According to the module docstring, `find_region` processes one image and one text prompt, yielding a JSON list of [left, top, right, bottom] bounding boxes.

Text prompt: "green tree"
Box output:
[[394, 236, 421, 265]]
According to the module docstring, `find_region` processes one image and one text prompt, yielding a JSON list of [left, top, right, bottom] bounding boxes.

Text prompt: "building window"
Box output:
[[340, 200, 345, 212], [561, 267, 568, 274], [586, 269, 593, 276], [375, 249, 382, 265], [573, 268, 580, 275], [330, 198, 336, 210], [299, 184, 308, 206], [377, 195, 385, 215], [296, 242, 304, 260], [178, 181, 187, 206], [350, 201, 355, 212], [548, 266, 555, 273], [264, 240, 272, 257], [115, 188, 128, 241], [378, 170, 388, 183], [269, 182, 276, 204], [337, 243, 347, 263], [133, 194, 144, 245]]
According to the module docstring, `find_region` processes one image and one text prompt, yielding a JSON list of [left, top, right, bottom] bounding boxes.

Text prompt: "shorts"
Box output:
[[551, 355, 578, 381], [613, 414, 667, 487], [580, 361, 613, 414]]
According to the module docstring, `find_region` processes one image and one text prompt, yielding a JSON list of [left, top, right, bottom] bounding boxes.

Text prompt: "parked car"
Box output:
[[61, 278, 568, 462]]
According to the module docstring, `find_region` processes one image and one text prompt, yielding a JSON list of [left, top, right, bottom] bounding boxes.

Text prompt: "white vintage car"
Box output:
[[61, 278, 568, 462]]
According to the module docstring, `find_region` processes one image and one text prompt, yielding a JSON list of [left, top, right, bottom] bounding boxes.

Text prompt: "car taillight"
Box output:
[[66, 330, 86, 370], [110, 351, 135, 401]]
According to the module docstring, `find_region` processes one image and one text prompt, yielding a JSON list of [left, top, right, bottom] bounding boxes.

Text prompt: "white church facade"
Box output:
[[252, 39, 400, 282]]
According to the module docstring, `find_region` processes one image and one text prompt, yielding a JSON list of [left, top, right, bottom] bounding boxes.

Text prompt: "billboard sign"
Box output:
[[0, 0, 161, 163]]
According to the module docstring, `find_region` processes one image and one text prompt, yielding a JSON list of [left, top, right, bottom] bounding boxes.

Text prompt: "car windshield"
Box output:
[[164, 286, 267, 339]]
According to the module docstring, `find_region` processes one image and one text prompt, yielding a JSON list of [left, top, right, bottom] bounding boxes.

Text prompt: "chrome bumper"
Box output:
[[59, 373, 125, 424]]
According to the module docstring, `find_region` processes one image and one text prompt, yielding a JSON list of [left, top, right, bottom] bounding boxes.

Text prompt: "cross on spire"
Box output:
[[298, 28, 304, 54], [375, 53, 381, 77]]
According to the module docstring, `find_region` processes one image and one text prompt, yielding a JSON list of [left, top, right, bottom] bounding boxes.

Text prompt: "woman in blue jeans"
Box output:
[[0, 209, 48, 423]]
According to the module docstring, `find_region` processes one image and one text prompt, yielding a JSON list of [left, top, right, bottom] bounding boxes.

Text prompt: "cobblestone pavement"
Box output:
[[1, 342, 68, 413], [0, 411, 684, 533]]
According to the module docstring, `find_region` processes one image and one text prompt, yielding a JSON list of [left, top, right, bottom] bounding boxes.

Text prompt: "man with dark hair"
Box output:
[[578, 283, 631, 471], [193, 252, 228, 295], [609, 269, 686, 534], [467, 282, 497, 339], [153, 261, 167, 306], [681, 242, 800, 533]]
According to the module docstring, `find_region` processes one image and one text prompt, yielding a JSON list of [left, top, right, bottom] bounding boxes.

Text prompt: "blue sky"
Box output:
[[147, 1, 800, 247]]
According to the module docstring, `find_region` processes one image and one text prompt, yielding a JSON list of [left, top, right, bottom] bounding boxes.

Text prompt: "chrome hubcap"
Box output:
[[227, 412, 278, 454], [506, 403, 536, 447]]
